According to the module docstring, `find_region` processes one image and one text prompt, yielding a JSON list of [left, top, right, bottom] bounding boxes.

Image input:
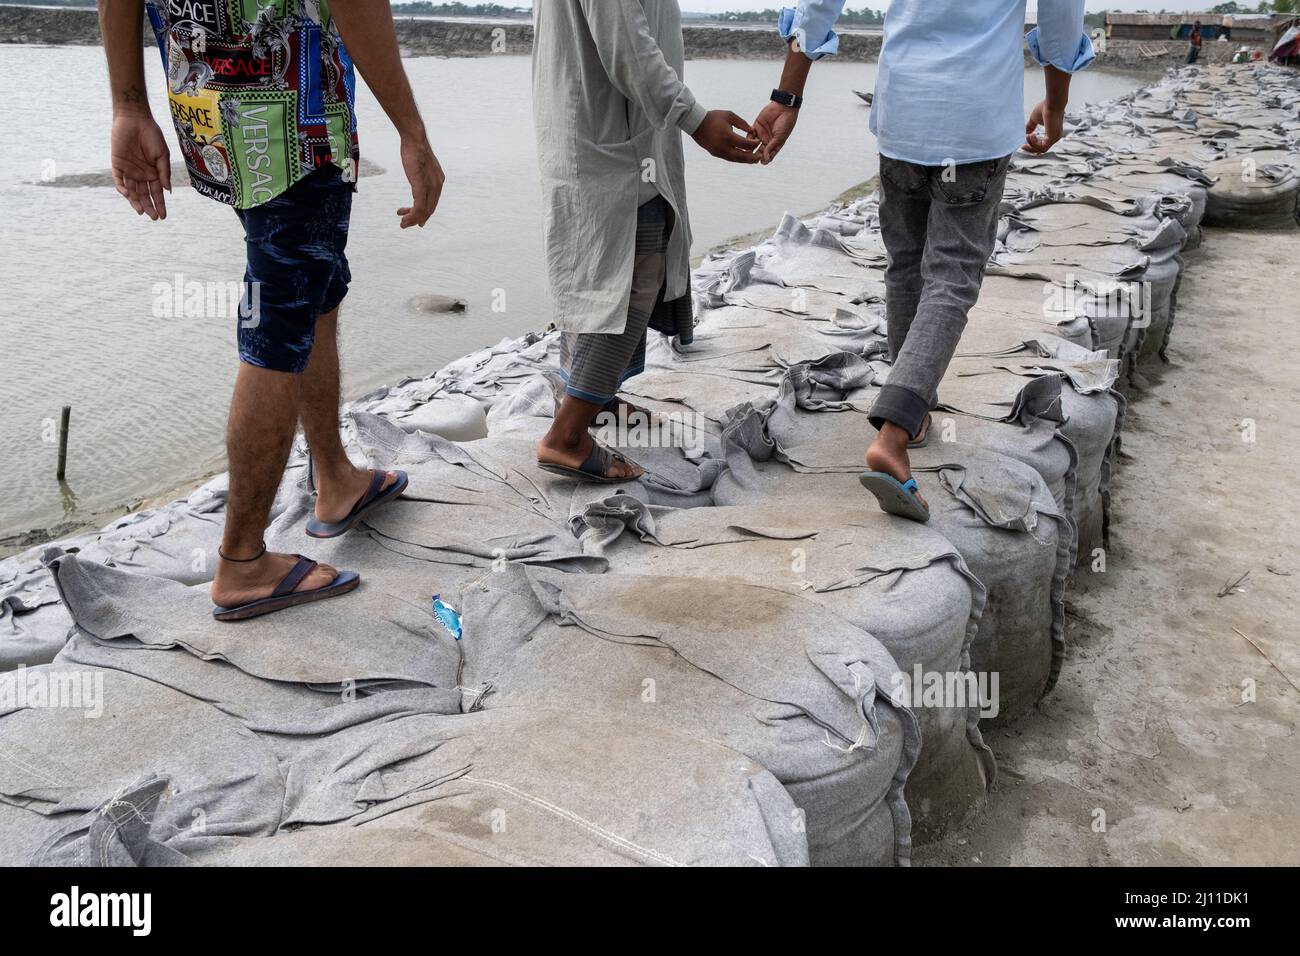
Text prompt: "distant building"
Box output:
[[1104, 12, 1294, 45], [1226, 14, 1297, 44], [1105, 13, 1218, 42]]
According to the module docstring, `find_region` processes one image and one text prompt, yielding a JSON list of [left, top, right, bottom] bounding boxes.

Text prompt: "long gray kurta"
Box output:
[[533, 0, 707, 335]]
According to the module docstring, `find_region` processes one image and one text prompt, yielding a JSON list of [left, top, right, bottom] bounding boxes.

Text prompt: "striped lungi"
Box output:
[[560, 195, 693, 405]]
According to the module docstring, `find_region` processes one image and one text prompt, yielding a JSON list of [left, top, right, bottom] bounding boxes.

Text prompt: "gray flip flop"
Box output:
[[213, 556, 360, 622], [305, 469, 408, 539], [538, 442, 644, 484], [859, 472, 930, 523]]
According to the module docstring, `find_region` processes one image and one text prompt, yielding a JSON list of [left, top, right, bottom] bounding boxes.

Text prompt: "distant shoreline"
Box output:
[[3, 5, 868, 59], [0, 5, 1190, 71]]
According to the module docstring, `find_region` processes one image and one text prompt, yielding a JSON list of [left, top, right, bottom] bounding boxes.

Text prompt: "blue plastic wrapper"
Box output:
[[431, 595, 463, 640]]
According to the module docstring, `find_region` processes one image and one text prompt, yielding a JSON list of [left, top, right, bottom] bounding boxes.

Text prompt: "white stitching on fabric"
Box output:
[[460, 775, 684, 867]]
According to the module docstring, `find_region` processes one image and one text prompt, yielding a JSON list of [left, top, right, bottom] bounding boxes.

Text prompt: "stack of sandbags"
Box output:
[[3, 554, 811, 867], [1202, 150, 1300, 228], [4, 64, 1299, 868]]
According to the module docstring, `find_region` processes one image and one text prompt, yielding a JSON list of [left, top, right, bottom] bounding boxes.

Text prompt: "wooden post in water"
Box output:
[[56, 406, 71, 482]]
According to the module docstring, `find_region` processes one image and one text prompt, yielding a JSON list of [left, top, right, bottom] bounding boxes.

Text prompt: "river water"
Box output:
[[0, 45, 1142, 538]]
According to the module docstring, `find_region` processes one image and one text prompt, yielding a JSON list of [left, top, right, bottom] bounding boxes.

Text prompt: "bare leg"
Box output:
[[211, 362, 338, 608], [537, 394, 643, 479], [299, 308, 396, 522], [865, 423, 928, 510]]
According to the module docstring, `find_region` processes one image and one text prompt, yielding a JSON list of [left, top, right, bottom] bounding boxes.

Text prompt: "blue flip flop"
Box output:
[[859, 472, 931, 523], [213, 556, 360, 622], [305, 469, 408, 539]]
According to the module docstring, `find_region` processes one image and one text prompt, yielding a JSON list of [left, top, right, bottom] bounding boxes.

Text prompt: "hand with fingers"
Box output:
[[398, 132, 446, 228], [752, 100, 799, 165], [691, 110, 761, 164], [110, 112, 172, 220], [1023, 98, 1066, 154]]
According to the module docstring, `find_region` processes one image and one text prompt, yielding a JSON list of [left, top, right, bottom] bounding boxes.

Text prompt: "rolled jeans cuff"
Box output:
[[868, 383, 931, 437]]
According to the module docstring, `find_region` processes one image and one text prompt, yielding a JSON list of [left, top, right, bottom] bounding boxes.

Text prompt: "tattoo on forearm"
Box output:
[[119, 85, 146, 105]]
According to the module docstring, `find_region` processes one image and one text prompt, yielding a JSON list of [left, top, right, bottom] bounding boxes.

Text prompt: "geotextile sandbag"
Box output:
[[1, 559, 811, 867], [712, 420, 1072, 736], [1202, 151, 1300, 229], [918, 452, 1072, 723], [468, 567, 920, 864], [573, 496, 990, 841]]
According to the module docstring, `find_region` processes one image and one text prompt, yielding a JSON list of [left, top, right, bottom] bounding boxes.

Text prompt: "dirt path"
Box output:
[[916, 226, 1300, 866]]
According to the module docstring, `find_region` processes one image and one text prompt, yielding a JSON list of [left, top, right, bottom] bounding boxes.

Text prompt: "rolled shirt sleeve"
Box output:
[[1026, 0, 1096, 73], [777, 1, 847, 61], [577, 0, 707, 134]]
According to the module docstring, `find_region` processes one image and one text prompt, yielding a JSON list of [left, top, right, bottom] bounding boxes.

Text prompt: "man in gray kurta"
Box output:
[[533, 0, 760, 482]]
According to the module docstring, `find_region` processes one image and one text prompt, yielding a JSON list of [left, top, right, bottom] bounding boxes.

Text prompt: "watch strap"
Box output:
[[771, 89, 803, 110]]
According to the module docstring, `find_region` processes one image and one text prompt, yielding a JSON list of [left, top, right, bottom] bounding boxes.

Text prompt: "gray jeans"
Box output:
[[869, 153, 1010, 437]]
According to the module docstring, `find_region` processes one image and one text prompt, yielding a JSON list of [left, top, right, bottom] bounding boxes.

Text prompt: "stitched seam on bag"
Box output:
[[0, 741, 66, 787], [95, 791, 169, 866], [460, 774, 684, 867]]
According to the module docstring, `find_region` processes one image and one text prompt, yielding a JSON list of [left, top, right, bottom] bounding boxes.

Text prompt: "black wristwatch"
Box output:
[[771, 89, 803, 110]]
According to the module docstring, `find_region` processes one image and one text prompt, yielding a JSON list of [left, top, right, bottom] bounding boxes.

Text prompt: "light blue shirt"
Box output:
[[779, 0, 1095, 166]]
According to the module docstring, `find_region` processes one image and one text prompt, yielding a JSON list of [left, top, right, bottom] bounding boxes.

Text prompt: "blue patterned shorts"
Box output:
[[233, 165, 353, 373]]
